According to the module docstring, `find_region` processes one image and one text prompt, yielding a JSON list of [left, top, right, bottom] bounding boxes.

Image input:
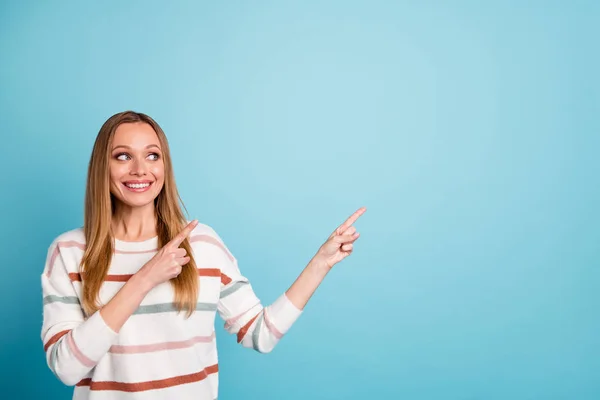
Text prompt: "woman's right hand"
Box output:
[[136, 220, 199, 290]]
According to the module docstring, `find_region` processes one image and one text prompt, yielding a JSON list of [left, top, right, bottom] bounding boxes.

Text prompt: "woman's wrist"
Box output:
[[307, 255, 332, 275], [130, 270, 154, 296]]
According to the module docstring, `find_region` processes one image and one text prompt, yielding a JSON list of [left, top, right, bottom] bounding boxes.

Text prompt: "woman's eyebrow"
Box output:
[[111, 144, 161, 151]]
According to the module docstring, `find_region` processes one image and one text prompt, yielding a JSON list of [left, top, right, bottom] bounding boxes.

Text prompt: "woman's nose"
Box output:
[[131, 159, 147, 176]]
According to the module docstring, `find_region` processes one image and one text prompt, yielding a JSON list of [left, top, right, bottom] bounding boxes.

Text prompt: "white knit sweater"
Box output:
[[41, 222, 302, 399]]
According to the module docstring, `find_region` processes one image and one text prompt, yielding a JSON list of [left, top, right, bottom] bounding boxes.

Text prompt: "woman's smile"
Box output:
[[122, 180, 154, 192]]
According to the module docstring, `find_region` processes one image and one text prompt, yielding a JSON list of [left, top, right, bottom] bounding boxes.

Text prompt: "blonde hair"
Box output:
[[81, 111, 198, 317]]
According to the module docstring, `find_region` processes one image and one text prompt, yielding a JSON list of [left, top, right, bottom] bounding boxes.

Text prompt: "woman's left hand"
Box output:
[[313, 207, 367, 269]]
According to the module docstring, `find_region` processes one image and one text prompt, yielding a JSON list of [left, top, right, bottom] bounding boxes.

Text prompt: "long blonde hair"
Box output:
[[81, 111, 198, 317]]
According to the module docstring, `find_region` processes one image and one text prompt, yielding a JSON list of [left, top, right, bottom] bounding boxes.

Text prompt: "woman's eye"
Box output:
[[148, 153, 160, 161], [116, 153, 130, 161]]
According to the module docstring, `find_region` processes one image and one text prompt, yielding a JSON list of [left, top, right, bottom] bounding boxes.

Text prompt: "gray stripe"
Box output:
[[44, 295, 80, 305], [49, 337, 63, 375], [252, 313, 264, 351], [134, 302, 217, 315], [220, 281, 247, 299]]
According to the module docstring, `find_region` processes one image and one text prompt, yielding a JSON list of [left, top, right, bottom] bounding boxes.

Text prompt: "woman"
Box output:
[[41, 111, 366, 399]]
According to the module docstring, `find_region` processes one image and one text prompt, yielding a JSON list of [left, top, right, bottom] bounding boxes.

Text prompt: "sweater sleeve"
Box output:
[[41, 240, 119, 386], [211, 231, 303, 353]]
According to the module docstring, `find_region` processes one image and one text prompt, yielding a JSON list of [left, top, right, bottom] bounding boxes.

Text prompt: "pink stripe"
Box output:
[[66, 332, 95, 368], [47, 246, 60, 277], [114, 234, 232, 255], [46, 235, 232, 274], [225, 310, 251, 330], [190, 235, 235, 262], [263, 309, 284, 339], [47, 241, 86, 277], [59, 241, 86, 251], [114, 248, 158, 255], [109, 333, 216, 354]]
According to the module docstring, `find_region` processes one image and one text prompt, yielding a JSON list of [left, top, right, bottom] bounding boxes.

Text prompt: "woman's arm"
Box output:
[[285, 207, 365, 309], [42, 221, 198, 386], [42, 244, 118, 386], [99, 220, 198, 331], [215, 207, 366, 353]]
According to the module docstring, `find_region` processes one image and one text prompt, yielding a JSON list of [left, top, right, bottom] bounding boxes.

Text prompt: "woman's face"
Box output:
[[109, 122, 165, 210]]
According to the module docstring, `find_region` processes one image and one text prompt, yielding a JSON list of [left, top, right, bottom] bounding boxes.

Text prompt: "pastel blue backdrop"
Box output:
[[1, 1, 598, 399]]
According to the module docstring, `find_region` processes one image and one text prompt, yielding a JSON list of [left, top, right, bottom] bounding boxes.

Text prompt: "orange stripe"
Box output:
[[76, 364, 219, 392], [197, 268, 220, 277], [220, 273, 232, 285], [69, 273, 131, 282], [70, 269, 222, 282], [105, 275, 130, 282], [237, 312, 260, 343], [44, 329, 70, 351]]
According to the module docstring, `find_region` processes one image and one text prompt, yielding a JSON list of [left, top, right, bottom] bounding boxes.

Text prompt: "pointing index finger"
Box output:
[[336, 207, 366, 234], [169, 220, 198, 248]]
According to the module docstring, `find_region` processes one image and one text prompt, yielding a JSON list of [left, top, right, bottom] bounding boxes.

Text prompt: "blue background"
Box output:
[[1, 1, 599, 399]]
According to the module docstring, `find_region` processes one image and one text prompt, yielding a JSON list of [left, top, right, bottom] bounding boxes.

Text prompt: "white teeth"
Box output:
[[126, 183, 150, 189]]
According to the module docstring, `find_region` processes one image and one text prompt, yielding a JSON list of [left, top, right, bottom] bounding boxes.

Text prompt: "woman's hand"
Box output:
[[313, 207, 366, 269], [136, 220, 198, 290], [98, 220, 198, 333]]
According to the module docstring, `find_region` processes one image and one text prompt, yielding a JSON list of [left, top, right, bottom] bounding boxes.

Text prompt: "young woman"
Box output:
[[41, 111, 366, 399]]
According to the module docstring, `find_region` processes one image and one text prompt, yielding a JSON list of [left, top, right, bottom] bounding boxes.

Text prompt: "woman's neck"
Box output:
[[112, 202, 157, 242]]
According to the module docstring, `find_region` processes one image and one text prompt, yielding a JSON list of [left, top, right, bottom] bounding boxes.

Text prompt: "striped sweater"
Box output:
[[41, 222, 302, 399]]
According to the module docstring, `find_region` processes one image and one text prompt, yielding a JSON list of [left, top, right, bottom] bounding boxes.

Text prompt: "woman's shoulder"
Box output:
[[188, 221, 224, 244], [43, 228, 86, 272], [188, 220, 234, 258], [48, 227, 86, 249]]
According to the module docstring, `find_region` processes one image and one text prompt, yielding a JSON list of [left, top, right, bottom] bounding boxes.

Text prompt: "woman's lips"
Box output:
[[122, 181, 153, 192]]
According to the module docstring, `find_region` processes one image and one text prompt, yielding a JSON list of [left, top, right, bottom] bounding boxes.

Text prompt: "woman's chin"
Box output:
[[115, 195, 158, 209]]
